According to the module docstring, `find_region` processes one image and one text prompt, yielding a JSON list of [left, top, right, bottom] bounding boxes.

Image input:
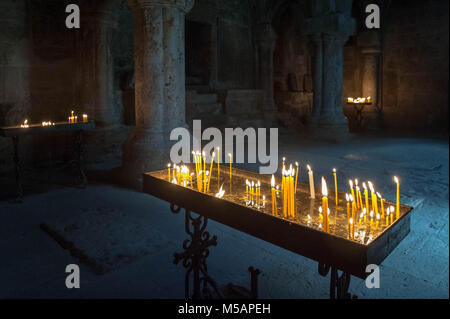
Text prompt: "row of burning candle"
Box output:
[[20, 119, 56, 128], [68, 111, 88, 123], [347, 96, 372, 104], [19, 111, 88, 128]]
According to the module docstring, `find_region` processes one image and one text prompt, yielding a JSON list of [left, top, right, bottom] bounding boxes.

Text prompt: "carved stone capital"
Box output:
[[126, 0, 194, 14]]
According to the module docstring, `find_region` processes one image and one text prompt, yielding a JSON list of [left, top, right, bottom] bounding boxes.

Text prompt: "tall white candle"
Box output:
[[307, 165, 315, 199]]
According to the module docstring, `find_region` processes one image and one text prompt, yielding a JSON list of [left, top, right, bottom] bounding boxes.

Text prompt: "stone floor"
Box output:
[[0, 132, 448, 299]]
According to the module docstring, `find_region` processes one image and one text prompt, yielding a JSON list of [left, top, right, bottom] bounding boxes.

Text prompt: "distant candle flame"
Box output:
[[355, 179, 358, 186], [377, 192, 382, 199], [307, 165, 312, 172], [363, 182, 367, 190], [349, 180, 353, 188], [349, 194, 354, 202], [271, 175, 275, 188], [321, 177, 328, 197], [368, 181, 375, 193], [333, 168, 336, 173], [390, 205, 395, 213], [394, 176, 399, 184], [346, 193, 349, 202]]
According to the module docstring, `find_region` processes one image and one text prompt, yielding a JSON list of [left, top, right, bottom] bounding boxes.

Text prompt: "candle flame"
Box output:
[[296, 162, 299, 167], [377, 192, 382, 199], [390, 205, 395, 213], [355, 179, 358, 186], [377, 213, 380, 220], [370, 210, 374, 218], [368, 181, 375, 193], [333, 168, 336, 173], [363, 182, 367, 190], [319, 207, 322, 213], [321, 177, 328, 197], [215, 185, 225, 198], [394, 176, 399, 184], [168, 164, 171, 168], [346, 193, 349, 202], [349, 180, 353, 188], [307, 165, 312, 172], [350, 218, 353, 225], [271, 175, 275, 188], [349, 194, 354, 202]]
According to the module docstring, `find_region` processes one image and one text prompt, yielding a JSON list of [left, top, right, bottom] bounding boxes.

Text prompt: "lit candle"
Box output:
[[333, 168, 338, 206], [282, 157, 286, 171], [82, 114, 88, 122], [349, 180, 355, 204], [294, 162, 299, 194], [390, 206, 394, 224], [378, 192, 385, 218], [394, 176, 400, 219], [246, 179, 249, 200], [354, 179, 360, 209], [356, 185, 362, 209], [322, 177, 329, 233], [307, 165, 315, 199], [348, 97, 354, 103], [346, 194, 350, 234], [271, 175, 276, 215], [167, 164, 171, 182], [368, 181, 378, 215], [282, 169, 287, 218], [289, 167, 295, 217], [370, 210, 374, 227], [363, 182, 369, 214], [349, 218, 354, 240], [207, 152, 215, 192], [229, 153, 232, 180], [350, 194, 356, 223], [216, 147, 220, 178]]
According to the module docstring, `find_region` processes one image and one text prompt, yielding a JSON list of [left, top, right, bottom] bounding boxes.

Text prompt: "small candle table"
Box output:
[[0, 121, 95, 202]]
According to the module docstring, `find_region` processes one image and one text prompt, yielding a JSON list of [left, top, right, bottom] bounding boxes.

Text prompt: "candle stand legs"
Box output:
[[74, 130, 87, 188], [170, 203, 220, 299], [12, 135, 23, 203], [318, 263, 357, 299]]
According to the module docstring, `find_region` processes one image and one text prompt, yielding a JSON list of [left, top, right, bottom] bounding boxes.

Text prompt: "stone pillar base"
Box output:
[[121, 128, 170, 188], [307, 123, 353, 143]]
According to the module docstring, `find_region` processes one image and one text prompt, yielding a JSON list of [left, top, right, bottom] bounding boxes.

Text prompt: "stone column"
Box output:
[[122, 0, 194, 182], [0, 0, 30, 126], [255, 23, 277, 127], [309, 34, 323, 122], [77, 0, 121, 127]]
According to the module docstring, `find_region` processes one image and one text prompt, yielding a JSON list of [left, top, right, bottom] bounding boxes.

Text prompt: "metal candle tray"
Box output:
[[143, 166, 413, 279]]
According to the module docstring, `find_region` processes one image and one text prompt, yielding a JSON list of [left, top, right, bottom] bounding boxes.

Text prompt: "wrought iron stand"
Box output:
[[170, 203, 261, 299], [12, 135, 23, 202], [318, 263, 357, 299], [170, 203, 221, 299]]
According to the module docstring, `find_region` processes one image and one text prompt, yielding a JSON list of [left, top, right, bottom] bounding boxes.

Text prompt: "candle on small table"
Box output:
[[307, 165, 315, 199]]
